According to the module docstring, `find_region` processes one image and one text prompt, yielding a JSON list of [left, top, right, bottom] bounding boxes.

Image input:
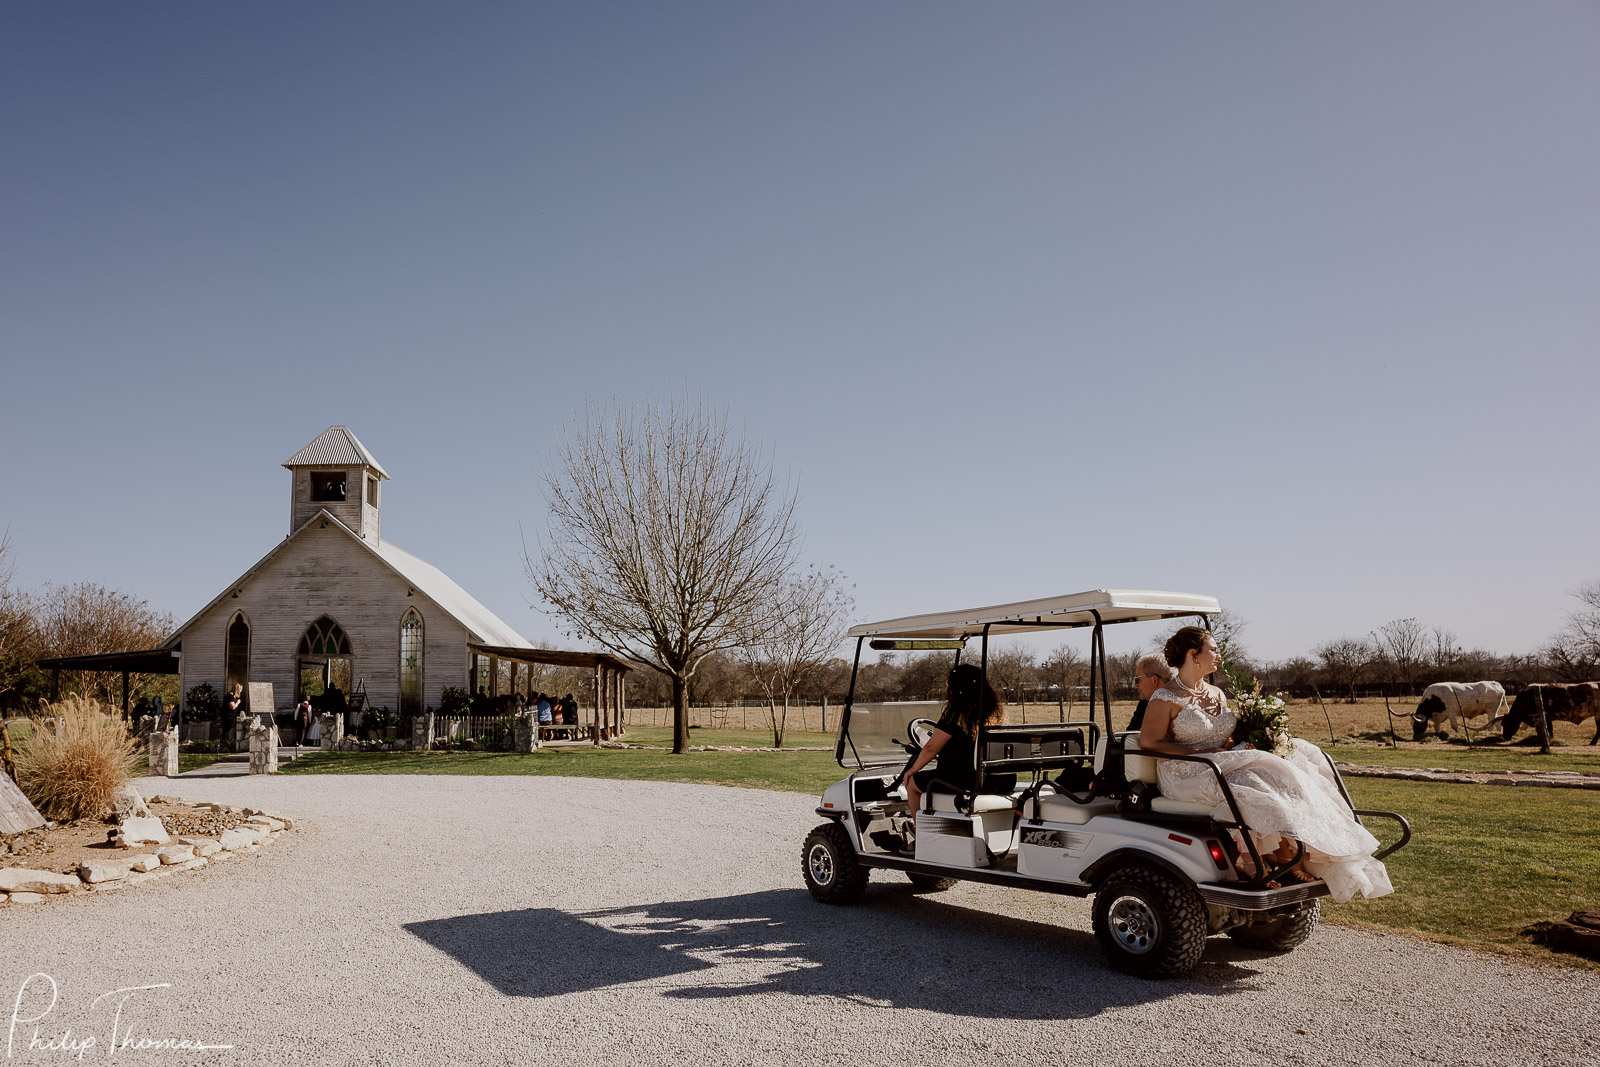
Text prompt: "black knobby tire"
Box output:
[[1091, 864, 1208, 979], [905, 873, 959, 894], [1227, 900, 1320, 953], [802, 822, 869, 904]]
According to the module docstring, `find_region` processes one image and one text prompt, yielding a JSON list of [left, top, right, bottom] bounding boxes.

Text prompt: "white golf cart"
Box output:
[[802, 590, 1410, 978]]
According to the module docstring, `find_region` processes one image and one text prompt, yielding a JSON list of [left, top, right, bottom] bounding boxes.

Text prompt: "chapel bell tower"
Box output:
[[282, 425, 389, 542]]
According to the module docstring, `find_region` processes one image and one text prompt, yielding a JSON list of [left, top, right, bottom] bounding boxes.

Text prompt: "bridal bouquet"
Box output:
[[1220, 653, 1293, 756]]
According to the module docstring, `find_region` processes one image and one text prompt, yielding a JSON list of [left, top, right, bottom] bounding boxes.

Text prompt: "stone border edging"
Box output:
[[0, 801, 297, 905], [1335, 762, 1600, 789]]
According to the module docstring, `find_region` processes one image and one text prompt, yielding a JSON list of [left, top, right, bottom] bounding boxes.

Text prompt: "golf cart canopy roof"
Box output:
[[846, 589, 1220, 641]]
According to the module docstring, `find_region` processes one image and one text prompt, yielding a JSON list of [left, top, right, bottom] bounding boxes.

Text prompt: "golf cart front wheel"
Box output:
[[802, 822, 868, 904], [1227, 900, 1320, 953], [1091, 865, 1207, 978]]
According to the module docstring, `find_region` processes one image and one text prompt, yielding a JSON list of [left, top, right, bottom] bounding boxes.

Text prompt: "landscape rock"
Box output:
[[128, 853, 161, 872], [245, 816, 285, 833], [157, 844, 195, 865], [217, 828, 253, 851], [111, 784, 151, 820], [79, 861, 134, 884], [7, 892, 45, 905], [179, 837, 223, 857], [117, 816, 170, 847], [0, 868, 82, 894]]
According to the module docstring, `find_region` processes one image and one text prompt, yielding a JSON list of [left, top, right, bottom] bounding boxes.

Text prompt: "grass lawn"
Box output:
[[177, 753, 225, 774], [1325, 745, 1600, 776], [1335, 776, 1598, 968]]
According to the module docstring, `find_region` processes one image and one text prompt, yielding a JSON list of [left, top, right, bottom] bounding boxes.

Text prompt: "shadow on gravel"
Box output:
[[405, 887, 1264, 1018]]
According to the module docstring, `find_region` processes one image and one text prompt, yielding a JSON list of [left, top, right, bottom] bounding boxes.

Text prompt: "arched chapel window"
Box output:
[[225, 613, 250, 697], [399, 609, 423, 716], [299, 616, 351, 656]]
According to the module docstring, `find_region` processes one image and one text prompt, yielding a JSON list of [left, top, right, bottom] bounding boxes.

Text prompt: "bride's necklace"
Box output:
[[1175, 675, 1220, 713]]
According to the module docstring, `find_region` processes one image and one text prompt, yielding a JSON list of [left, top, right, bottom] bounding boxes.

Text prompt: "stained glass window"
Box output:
[[400, 609, 423, 716]]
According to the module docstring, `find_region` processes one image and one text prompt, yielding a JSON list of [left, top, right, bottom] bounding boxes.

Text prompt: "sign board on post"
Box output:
[[248, 682, 276, 719]]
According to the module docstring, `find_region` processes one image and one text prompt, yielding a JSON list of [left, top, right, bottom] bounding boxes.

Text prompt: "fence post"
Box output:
[[1533, 686, 1551, 754]]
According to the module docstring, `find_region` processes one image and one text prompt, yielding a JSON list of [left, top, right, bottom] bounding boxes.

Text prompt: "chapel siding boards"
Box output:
[[289, 468, 369, 541], [176, 521, 468, 714]]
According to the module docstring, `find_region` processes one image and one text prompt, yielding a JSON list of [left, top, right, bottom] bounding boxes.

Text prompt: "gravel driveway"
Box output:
[[4, 774, 1595, 1067]]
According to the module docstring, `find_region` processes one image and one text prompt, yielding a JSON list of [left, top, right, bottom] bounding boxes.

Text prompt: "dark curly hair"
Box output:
[[1163, 625, 1213, 669], [945, 663, 1006, 736]]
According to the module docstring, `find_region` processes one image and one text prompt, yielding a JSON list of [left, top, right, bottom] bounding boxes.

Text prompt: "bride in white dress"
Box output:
[[1138, 627, 1393, 903]]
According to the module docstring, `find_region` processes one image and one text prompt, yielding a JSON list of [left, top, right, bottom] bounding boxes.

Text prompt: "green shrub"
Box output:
[[186, 682, 221, 722]]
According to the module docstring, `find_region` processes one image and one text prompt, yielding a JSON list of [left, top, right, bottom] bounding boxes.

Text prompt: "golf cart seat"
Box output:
[[1036, 794, 1119, 823], [1093, 734, 1217, 818], [927, 791, 1015, 814]]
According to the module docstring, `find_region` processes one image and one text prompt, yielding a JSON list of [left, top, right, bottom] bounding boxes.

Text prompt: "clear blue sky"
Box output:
[[2, 2, 1595, 663]]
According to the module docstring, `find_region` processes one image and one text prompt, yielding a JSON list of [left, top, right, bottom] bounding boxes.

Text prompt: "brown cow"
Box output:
[[1501, 682, 1600, 744]]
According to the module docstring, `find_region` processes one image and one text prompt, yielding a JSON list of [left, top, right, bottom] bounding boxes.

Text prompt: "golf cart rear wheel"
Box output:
[[803, 822, 868, 904], [1227, 900, 1320, 953], [906, 873, 958, 893], [1091, 864, 1207, 978]]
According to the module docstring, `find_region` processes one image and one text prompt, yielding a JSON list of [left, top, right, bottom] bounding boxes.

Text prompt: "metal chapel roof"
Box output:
[[282, 425, 390, 478], [162, 511, 533, 650]]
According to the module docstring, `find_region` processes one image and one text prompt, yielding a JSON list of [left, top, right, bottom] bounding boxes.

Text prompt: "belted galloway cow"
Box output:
[[1411, 681, 1508, 741], [1500, 682, 1600, 745]]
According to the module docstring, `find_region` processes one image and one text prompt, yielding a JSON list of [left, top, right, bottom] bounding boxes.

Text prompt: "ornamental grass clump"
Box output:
[[13, 696, 141, 820]]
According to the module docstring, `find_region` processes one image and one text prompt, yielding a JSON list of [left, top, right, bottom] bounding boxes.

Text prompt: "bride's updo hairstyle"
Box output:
[[1163, 626, 1212, 669]]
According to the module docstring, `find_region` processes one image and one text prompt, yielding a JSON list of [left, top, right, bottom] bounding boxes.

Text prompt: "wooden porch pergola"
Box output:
[[35, 646, 184, 718], [468, 645, 630, 745]]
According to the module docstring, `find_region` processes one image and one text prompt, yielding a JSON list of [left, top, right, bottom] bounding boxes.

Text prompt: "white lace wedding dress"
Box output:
[[1152, 685, 1394, 903]]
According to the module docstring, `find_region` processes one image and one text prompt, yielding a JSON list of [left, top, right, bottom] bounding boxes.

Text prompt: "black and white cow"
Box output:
[[1410, 681, 1508, 741], [1500, 682, 1600, 745]]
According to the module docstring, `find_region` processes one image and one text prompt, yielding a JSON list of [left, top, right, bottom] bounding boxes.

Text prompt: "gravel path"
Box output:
[[4, 774, 1596, 1067]]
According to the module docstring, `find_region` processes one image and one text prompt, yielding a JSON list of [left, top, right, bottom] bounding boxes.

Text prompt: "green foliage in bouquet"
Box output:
[[1220, 651, 1293, 755]]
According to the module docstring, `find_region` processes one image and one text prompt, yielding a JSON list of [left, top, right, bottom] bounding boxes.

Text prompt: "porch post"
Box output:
[[593, 665, 602, 746], [121, 670, 130, 719]]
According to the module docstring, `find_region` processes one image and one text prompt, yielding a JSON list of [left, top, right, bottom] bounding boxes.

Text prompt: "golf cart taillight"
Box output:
[[823, 802, 834, 808], [1208, 841, 1228, 869]]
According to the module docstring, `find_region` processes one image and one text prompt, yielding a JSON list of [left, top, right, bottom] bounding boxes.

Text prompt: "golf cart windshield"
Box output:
[[837, 701, 944, 769]]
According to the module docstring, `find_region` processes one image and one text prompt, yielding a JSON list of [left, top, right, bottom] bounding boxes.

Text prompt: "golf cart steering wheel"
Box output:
[[906, 717, 937, 752], [890, 718, 941, 796]]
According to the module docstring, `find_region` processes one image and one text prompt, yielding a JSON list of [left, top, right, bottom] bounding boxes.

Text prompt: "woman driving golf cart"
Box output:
[[902, 664, 1013, 812]]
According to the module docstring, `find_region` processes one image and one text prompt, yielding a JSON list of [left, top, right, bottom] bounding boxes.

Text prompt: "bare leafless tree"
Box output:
[[1313, 636, 1374, 703], [736, 564, 853, 747], [28, 581, 174, 705], [1370, 617, 1427, 691], [1545, 579, 1600, 680], [1042, 642, 1087, 717], [983, 647, 1037, 709], [527, 397, 799, 753], [1429, 626, 1460, 670]]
